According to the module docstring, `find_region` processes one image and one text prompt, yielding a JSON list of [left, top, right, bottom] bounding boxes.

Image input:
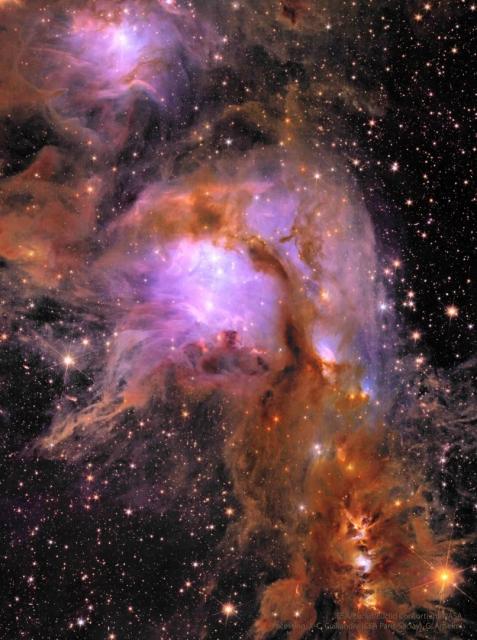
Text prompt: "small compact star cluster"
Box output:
[[0, 1, 475, 640]]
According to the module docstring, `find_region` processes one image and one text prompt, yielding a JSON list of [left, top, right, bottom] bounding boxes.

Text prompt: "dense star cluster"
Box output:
[[0, 1, 475, 640]]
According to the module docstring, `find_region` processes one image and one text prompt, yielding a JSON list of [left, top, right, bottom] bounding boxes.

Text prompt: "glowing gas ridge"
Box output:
[[70, 11, 171, 92]]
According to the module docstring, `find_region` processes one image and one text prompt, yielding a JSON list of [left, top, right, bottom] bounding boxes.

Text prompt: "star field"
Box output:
[[0, 2, 475, 640]]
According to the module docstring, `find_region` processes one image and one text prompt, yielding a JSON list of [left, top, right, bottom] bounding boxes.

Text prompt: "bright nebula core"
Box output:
[[0, 1, 475, 639]]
